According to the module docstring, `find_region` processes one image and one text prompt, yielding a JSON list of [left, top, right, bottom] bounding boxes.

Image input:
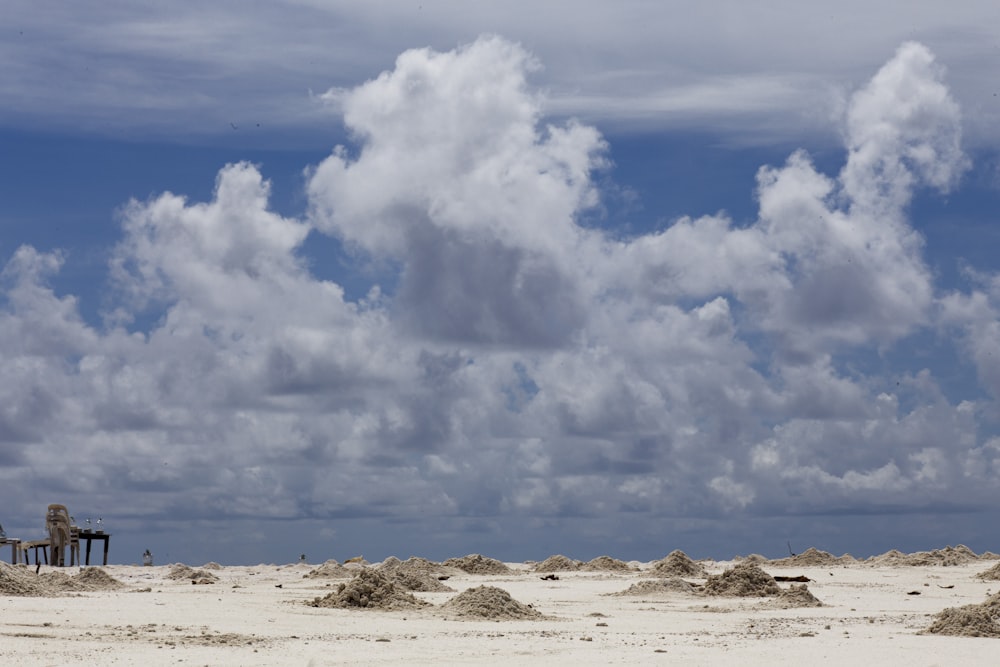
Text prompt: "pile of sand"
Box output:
[[37, 571, 77, 590], [923, 592, 1000, 637], [865, 549, 909, 566], [977, 562, 1000, 581], [703, 563, 781, 597], [908, 545, 980, 566], [67, 567, 126, 591], [166, 564, 219, 584], [535, 555, 581, 572], [763, 584, 824, 609], [442, 554, 512, 575], [389, 570, 454, 592], [376, 557, 453, 592], [201, 562, 223, 570], [651, 550, 707, 578], [581, 555, 633, 572], [0, 563, 41, 596], [378, 556, 450, 577], [867, 545, 979, 567], [304, 559, 350, 579], [308, 568, 429, 610], [0, 563, 125, 596], [768, 547, 854, 567], [735, 554, 768, 564], [442, 585, 543, 620], [611, 578, 700, 596]]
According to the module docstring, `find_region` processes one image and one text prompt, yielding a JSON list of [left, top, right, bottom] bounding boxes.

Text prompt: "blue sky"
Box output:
[[3, 2, 1000, 565]]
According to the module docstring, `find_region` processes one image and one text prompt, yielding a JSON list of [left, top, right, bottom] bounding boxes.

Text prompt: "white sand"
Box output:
[[2, 557, 999, 665]]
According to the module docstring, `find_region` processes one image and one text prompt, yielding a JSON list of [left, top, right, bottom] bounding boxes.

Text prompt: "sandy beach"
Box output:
[[3, 547, 1000, 665]]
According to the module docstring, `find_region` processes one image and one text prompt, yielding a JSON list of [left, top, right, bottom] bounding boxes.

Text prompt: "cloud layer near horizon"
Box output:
[[5, 1, 1000, 148], [2, 38, 999, 557]]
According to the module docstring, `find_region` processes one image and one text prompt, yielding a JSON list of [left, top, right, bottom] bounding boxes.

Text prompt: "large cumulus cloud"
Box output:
[[308, 37, 604, 346], [1, 36, 998, 560]]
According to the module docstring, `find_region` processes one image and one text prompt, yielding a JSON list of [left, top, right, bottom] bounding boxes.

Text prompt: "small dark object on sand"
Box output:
[[540, 574, 560, 581], [774, 575, 811, 582]]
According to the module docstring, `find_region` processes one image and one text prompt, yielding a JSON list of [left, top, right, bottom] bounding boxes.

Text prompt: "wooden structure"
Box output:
[[2, 505, 107, 566], [0, 537, 20, 564]]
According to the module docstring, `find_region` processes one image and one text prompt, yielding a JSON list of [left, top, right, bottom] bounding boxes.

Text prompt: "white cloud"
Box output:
[[1, 35, 998, 560], [4, 1, 1000, 147], [112, 162, 312, 314], [841, 42, 969, 212], [308, 36, 605, 346], [939, 278, 1000, 401], [588, 41, 964, 364]]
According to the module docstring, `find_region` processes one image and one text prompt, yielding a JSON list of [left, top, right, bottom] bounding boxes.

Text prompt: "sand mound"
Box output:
[[581, 555, 633, 572], [443, 554, 512, 575], [0, 563, 126, 596], [768, 547, 851, 567], [651, 550, 707, 578], [735, 554, 768, 564], [166, 564, 195, 579], [867, 545, 979, 567], [704, 563, 780, 597], [535, 555, 581, 572], [976, 562, 1000, 581], [611, 578, 700, 596], [308, 568, 429, 610], [911, 545, 980, 566], [378, 556, 449, 576], [764, 584, 824, 608], [305, 559, 350, 579], [866, 549, 908, 566], [391, 571, 455, 592], [201, 562, 223, 570], [37, 571, 76, 590], [442, 585, 543, 620], [923, 592, 1000, 637], [374, 556, 454, 591], [69, 567, 126, 591], [167, 564, 219, 583], [0, 563, 41, 596]]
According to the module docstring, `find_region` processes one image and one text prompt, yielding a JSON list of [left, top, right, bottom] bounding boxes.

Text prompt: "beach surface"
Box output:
[[3, 548, 1000, 665]]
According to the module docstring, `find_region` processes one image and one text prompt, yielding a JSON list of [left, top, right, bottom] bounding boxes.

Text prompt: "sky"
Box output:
[[2, 1, 1000, 566]]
